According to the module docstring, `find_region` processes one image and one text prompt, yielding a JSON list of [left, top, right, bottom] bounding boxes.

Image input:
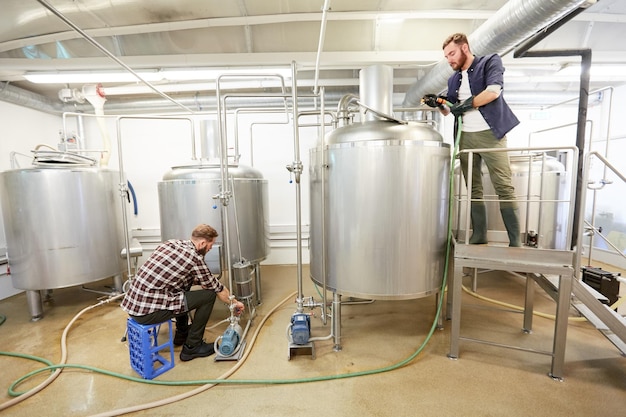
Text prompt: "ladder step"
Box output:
[[571, 284, 626, 356]]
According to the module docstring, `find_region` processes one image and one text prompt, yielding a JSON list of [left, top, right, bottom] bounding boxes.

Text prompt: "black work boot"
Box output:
[[180, 341, 215, 361]]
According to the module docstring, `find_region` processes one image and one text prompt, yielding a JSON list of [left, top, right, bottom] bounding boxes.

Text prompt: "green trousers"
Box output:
[[459, 129, 518, 210]]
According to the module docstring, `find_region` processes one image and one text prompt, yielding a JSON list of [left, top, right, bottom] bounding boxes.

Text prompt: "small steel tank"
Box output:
[[157, 163, 270, 301], [0, 165, 125, 318]]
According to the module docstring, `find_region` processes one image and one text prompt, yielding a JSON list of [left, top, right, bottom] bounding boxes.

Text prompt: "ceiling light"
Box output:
[[23, 67, 292, 84]]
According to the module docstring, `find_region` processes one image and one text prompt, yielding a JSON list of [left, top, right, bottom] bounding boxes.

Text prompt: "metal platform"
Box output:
[[447, 242, 576, 380]]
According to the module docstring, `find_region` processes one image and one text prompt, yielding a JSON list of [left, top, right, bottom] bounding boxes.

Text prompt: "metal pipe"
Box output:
[[295, 103, 336, 326], [76, 113, 86, 151], [313, 0, 332, 95], [586, 87, 615, 263], [248, 110, 290, 166], [290, 61, 305, 313], [318, 86, 328, 326], [222, 74, 288, 164], [215, 76, 234, 295], [115, 115, 196, 284], [115, 118, 133, 285], [216, 72, 293, 301], [332, 292, 342, 351], [336, 93, 359, 126]]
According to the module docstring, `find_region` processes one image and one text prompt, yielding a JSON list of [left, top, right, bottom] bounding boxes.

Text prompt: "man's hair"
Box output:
[[191, 224, 218, 241], [443, 33, 469, 50]]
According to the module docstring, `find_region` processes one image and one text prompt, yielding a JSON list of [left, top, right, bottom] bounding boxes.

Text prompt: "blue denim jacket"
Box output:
[[446, 54, 519, 139]]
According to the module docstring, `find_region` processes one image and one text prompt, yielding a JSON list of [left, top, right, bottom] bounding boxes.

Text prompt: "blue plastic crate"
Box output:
[[127, 318, 175, 379]]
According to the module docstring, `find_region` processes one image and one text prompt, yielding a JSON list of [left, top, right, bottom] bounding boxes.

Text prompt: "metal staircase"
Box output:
[[571, 272, 626, 355]]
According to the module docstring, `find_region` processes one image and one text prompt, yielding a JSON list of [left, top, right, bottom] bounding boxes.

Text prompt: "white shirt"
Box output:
[[458, 70, 490, 132]]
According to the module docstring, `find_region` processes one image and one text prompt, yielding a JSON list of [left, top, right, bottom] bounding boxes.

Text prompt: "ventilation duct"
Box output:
[[0, 82, 66, 114], [402, 0, 598, 107]]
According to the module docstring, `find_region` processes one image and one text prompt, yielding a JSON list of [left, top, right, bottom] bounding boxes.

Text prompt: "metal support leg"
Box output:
[[549, 274, 573, 381], [332, 292, 342, 352], [436, 290, 444, 330], [448, 261, 464, 359], [113, 274, 124, 293], [26, 290, 44, 321], [445, 254, 454, 321], [254, 263, 262, 305], [471, 267, 478, 292], [523, 273, 535, 333]]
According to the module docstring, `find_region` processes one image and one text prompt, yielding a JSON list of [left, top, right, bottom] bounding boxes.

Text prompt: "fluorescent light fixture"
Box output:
[[24, 70, 163, 84], [24, 67, 292, 84]]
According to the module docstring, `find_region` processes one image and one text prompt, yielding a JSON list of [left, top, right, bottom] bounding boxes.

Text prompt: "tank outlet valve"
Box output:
[[217, 324, 242, 356], [290, 313, 311, 345]]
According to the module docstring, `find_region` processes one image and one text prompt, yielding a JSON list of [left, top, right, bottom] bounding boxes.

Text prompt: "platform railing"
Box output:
[[454, 145, 579, 250], [576, 151, 626, 278]]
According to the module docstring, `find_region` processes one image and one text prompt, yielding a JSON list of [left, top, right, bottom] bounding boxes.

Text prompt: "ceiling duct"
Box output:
[[402, 0, 597, 107], [0, 82, 66, 114]]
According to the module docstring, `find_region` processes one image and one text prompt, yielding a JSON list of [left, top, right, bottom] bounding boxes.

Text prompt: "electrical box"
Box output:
[[581, 266, 621, 307]]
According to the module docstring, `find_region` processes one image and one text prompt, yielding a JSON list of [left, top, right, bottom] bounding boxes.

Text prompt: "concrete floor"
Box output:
[[0, 264, 625, 417]]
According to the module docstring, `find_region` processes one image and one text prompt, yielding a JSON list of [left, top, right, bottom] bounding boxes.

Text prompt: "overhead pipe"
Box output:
[[0, 82, 64, 114], [312, 0, 332, 95], [1, 79, 583, 116], [402, 0, 597, 107]]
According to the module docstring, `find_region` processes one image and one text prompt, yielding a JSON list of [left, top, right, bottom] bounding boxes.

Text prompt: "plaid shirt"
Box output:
[[121, 239, 224, 316]]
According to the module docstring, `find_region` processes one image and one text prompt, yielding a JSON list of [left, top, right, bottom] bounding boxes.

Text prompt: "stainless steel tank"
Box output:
[[157, 163, 270, 299], [309, 120, 451, 300], [0, 167, 125, 291], [456, 153, 569, 249]]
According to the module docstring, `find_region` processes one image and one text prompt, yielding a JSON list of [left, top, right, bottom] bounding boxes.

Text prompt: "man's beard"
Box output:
[[452, 50, 468, 71]]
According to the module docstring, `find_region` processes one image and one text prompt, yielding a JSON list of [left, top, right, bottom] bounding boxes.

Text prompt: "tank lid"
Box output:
[[32, 150, 97, 167]]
